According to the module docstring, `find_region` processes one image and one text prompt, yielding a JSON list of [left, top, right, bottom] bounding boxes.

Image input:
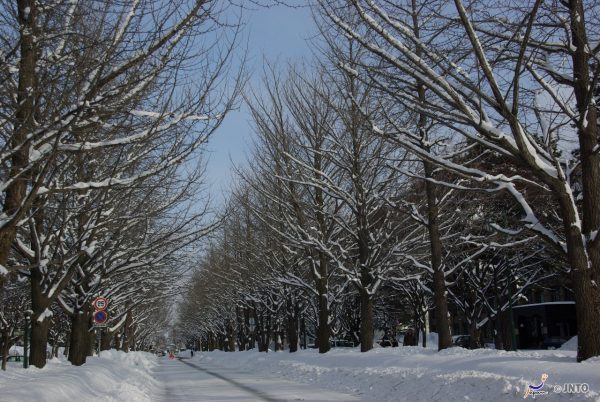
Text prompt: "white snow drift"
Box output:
[[1, 343, 599, 401], [193, 344, 600, 402], [0, 350, 159, 402]]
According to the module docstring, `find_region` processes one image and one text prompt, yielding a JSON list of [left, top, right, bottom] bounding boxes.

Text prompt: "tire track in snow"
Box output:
[[177, 358, 285, 402]]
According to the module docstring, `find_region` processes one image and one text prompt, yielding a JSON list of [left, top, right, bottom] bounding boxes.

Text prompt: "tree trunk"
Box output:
[[569, 245, 600, 361], [422, 308, 428, 348], [359, 290, 374, 352], [255, 311, 267, 352], [287, 303, 299, 353], [275, 323, 284, 352], [500, 310, 513, 351], [300, 316, 307, 350], [492, 272, 504, 350], [219, 334, 226, 351], [227, 324, 236, 352], [129, 325, 136, 352], [238, 308, 246, 351], [1, 329, 9, 371], [403, 329, 414, 346], [316, 255, 330, 354], [244, 307, 252, 350], [264, 315, 271, 352], [208, 332, 215, 351], [411, 0, 452, 351], [565, 0, 600, 362], [493, 317, 504, 351], [424, 161, 452, 351], [122, 312, 132, 352], [287, 321, 298, 353], [30, 267, 50, 368], [69, 311, 91, 366], [468, 322, 482, 349], [63, 336, 69, 357], [101, 329, 112, 351], [0, 0, 38, 287], [357, 211, 373, 353], [555, 187, 600, 361], [413, 307, 420, 347]]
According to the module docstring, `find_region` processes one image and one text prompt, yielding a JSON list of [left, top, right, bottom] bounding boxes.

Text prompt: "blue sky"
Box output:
[[204, 4, 315, 204]]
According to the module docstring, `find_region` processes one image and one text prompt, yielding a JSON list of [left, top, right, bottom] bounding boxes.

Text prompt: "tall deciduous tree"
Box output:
[[318, 0, 600, 361]]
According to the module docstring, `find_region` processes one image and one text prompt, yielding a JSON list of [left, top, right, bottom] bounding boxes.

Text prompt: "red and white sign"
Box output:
[[92, 297, 108, 311]]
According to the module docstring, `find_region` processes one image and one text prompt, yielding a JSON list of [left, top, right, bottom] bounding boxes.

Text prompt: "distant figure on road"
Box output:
[[191, 349, 194, 357]]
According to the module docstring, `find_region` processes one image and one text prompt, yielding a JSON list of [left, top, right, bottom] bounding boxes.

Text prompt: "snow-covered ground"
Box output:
[[0, 350, 160, 402], [154, 353, 359, 401], [1, 343, 598, 401], [193, 343, 600, 401]]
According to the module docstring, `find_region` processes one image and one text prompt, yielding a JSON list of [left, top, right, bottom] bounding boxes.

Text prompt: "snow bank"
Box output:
[[176, 349, 193, 358], [0, 350, 159, 402], [418, 331, 438, 348], [8, 345, 24, 356], [194, 346, 600, 401], [559, 336, 577, 351]]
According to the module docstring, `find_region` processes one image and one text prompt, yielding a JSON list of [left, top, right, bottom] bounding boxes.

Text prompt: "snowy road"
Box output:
[[153, 357, 360, 402]]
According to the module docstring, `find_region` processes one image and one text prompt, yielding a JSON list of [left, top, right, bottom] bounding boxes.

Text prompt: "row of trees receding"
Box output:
[[177, 0, 600, 362], [0, 0, 243, 369]]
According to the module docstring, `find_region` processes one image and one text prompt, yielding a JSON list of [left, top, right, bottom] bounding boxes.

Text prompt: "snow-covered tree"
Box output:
[[318, 0, 600, 361]]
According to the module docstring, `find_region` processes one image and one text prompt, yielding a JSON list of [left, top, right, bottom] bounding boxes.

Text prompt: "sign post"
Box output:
[[92, 297, 109, 353], [92, 297, 109, 327]]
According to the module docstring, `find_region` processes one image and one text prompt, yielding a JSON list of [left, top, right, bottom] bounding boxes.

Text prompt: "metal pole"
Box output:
[[96, 328, 101, 356], [23, 312, 31, 369]]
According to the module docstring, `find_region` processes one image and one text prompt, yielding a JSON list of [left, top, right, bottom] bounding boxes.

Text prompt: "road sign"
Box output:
[[93, 310, 108, 325], [93, 297, 108, 311]]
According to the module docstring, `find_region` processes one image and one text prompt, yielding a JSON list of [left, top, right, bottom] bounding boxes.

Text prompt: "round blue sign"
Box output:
[[93, 310, 108, 324]]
